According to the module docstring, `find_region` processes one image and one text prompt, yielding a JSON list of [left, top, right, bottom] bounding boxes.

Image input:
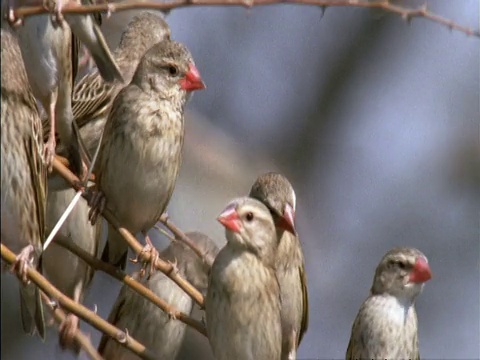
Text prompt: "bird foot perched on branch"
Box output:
[[10, 245, 34, 284], [59, 313, 81, 354], [5, 0, 24, 26], [130, 234, 159, 280]]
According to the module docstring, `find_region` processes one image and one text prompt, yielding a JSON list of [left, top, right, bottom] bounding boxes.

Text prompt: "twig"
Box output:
[[9, 0, 479, 38], [54, 237, 207, 336], [158, 214, 215, 268], [40, 292, 104, 360], [51, 156, 205, 307], [1, 244, 158, 360]]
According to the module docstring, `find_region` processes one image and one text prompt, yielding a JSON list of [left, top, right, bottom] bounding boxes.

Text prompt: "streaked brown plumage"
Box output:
[[249, 172, 309, 360], [346, 247, 432, 360], [1, 28, 47, 339], [61, 11, 171, 158], [206, 197, 282, 360], [12, 0, 121, 176], [90, 39, 205, 270], [98, 231, 219, 360]]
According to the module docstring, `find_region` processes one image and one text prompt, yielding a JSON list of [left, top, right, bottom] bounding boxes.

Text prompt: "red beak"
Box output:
[[275, 203, 296, 235], [217, 205, 241, 233], [409, 257, 432, 283], [179, 64, 206, 92]]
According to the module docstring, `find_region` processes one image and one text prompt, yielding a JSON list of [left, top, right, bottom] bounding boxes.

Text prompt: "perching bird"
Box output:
[[88, 39, 205, 270], [11, 0, 122, 176], [206, 197, 282, 360], [346, 247, 432, 360], [97, 231, 219, 360], [42, 178, 101, 352], [67, 11, 171, 157], [1, 28, 47, 339], [249, 172, 309, 360]]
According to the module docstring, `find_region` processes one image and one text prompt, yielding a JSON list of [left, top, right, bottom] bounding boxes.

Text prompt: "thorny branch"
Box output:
[[39, 292, 104, 360], [158, 213, 216, 268], [54, 236, 207, 336], [51, 156, 205, 307], [1, 244, 158, 360], [8, 0, 480, 38]]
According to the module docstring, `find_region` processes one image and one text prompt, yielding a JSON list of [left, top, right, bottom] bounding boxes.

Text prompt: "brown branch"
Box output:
[[39, 292, 104, 360], [54, 237, 207, 336], [51, 156, 205, 307], [158, 214, 215, 268], [1, 244, 158, 360], [9, 0, 479, 38]]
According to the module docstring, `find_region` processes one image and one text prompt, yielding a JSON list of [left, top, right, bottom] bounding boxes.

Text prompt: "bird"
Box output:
[[88, 39, 205, 271], [206, 197, 282, 360], [11, 0, 122, 177], [1, 28, 47, 339], [41, 177, 101, 353], [346, 247, 432, 360], [249, 172, 309, 360], [68, 11, 171, 158], [97, 231, 220, 360]]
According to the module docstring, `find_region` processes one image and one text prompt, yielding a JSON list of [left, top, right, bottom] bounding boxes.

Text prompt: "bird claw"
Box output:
[[167, 310, 177, 321], [87, 189, 105, 225], [10, 245, 34, 284], [44, 0, 66, 28], [59, 313, 80, 354], [130, 236, 159, 279]]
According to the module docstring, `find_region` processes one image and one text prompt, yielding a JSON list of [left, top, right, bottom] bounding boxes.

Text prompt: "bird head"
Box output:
[[371, 247, 432, 301], [217, 198, 277, 263], [249, 172, 297, 236]]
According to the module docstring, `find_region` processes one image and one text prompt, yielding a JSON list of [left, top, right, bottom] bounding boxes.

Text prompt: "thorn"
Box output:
[[319, 5, 327, 19]]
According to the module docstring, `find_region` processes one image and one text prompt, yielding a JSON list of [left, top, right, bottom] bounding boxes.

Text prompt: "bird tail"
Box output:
[[101, 225, 128, 270], [19, 282, 45, 340], [65, 14, 123, 83]]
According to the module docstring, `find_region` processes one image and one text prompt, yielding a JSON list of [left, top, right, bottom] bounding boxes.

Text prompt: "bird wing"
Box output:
[[298, 261, 309, 345], [72, 71, 115, 128]]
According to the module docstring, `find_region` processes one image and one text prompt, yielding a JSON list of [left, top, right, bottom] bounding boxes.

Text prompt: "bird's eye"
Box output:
[[397, 261, 406, 270], [245, 212, 254, 222], [168, 65, 179, 76]]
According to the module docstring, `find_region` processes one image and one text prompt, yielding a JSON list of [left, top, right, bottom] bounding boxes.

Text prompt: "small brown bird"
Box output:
[[346, 247, 432, 360], [98, 231, 220, 360], [1, 28, 47, 339], [249, 172, 309, 360], [12, 0, 122, 176], [89, 39, 205, 270], [70, 11, 171, 157], [206, 197, 282, 360], [42, 178, 101, 352]]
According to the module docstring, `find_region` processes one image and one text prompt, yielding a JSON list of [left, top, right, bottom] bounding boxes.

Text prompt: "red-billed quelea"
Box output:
[[66, 11, 171, 157], [346, 247, 432, 360], [98, 231, 219, 360], [249, 172, 309, 360], [42, 178, 101, 352], [1, 28, 46, 339], [11, 0, 122, 176], [206, 197, 282, 360], [88, 39, 205, 270]]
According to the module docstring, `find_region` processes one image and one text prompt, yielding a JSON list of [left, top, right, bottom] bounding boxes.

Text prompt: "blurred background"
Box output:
[[2, 0, 479, 359]]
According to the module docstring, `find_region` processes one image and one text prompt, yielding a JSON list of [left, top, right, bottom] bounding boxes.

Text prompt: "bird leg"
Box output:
[[87, 189, 106, 225], [58, 283, 83, 354], [10, 245, 34, 284], [5, 0, 24, 26], [130, 232, 159, 279]]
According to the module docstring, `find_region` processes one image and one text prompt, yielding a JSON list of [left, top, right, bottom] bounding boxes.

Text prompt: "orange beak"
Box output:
[[179, 64, 206, 92], [409, 257, 432, 283], [217, 204, 241, 233]]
